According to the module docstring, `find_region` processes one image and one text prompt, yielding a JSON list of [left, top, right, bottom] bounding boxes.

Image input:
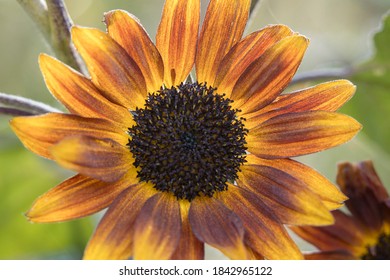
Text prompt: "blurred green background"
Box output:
[[0, 0, 389, 259]]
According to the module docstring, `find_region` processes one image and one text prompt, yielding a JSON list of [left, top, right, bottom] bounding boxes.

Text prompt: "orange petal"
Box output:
[[217, 185, 303, 259], [39, 54, 133, 128], [245, 154, 346, 210], [238, 162, 334, 225], [170, 200, 204, 260], [247, 111, 362, 158], [84, 182, 156, 260], [196, 0, 250, 84], [188, 196, 247, 259], [214, 25, 293, 96], [243, 80, 356, 130], [105, 10, 164, 93], [10, 113, 128, 159], [71, 26, 147, 110], [245, 247, 264, 260], [156, 0, 200, 87], [231, 35, 309, 114], [26, 173, 136, 223], [291, 210, 366, 254], [304, 251, 356, 260], [133, 192, 182, 260], [51, 136, 133, 183]]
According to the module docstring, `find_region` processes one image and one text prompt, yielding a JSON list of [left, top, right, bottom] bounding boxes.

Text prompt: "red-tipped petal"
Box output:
[[105, 10, 164, 93], [189, 196, 247, 259], [133, 192, 182, 260], [196, 0, 250, 84], [156, 0, 200, 87]]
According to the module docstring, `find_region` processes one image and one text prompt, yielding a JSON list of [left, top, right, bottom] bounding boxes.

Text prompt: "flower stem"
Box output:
[[0, 92, 61, 116], [0, 107, 35, 117], [16, 0, 87, 74], [291, 67, 355, 85], [46, 0, 87, 74], [16, 0, 51, 42]]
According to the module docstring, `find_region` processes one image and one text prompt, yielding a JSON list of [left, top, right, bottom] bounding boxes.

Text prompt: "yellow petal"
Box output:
[[238, 163, 334, 225], [84, 183, 156, 260], [105, 10, 164, 93], [39, 54, 133, 128], [188, 196, 248, 260], [247, 111, 362, 158], [231, 35, 309, 114], [10, 113, 128, 159], [243, 80, 356, 130], [71, 26, 147, 110], [156, 0, 200, 87], [245, 154, 347, 210], [51, 136, 133, 182], [214, 25, 293, 96], [133, 192, 182, 260], [196, 0, 250, 84], [291, 210, 366, 255], [26, 173, 136, 223], [170, 200, 204, 260], [217, 185, 303, 259]]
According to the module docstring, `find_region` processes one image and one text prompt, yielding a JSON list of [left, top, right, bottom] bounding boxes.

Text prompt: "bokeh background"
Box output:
[[0, 0, 389, 259]]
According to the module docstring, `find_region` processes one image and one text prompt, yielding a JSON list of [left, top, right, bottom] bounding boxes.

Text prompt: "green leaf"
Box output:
[[0, 146, 94, 259], [342, 12, 390, 153]]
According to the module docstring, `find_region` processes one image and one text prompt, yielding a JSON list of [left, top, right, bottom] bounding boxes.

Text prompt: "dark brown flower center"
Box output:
[[361, 233, 390, 260], [127, 83, 247, 201]]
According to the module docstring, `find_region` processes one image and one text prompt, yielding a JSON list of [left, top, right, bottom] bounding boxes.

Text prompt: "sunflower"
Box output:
[[292, 161, 390, 260], [10, 0, 361, 260]]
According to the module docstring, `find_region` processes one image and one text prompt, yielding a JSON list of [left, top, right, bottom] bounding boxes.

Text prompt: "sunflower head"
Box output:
[[128, 82, 248, 201], [10, 0, 362, 260]]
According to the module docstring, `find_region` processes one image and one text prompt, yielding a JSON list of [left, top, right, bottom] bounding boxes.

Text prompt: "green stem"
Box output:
[[17, 0, 86, 74], [46, 0, 86, 74], [0, 107, 35, 117], [0, 92, 61, 116], [16, 0, 51, 43]]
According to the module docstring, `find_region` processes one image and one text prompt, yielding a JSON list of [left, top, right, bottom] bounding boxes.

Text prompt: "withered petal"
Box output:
[[291, 210, 366, 256], [337, 161, 389, 230]]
